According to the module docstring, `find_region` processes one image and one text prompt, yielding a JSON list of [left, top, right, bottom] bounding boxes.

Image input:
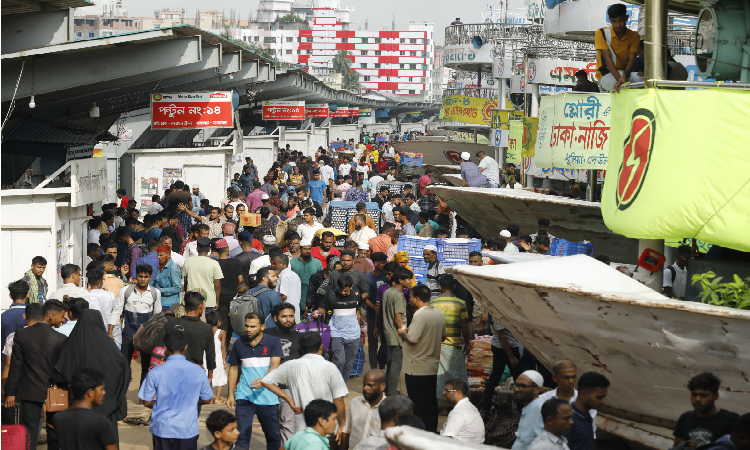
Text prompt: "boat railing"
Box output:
[[621, 80, 750, 90], [443, 87, 499, 99]]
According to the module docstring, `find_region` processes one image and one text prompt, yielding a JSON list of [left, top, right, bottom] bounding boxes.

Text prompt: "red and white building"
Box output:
[[219, 0, 435, 97]]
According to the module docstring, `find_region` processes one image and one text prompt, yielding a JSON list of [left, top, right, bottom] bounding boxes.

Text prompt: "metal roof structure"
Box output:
[[1, 0, 92, 15]]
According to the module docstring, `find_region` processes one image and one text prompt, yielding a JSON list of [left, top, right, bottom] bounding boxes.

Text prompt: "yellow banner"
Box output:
[[441, 95, 498, 126], [535, 93, 611, 169], [508, 121, 523, 164], [601, 89, 750, 252]]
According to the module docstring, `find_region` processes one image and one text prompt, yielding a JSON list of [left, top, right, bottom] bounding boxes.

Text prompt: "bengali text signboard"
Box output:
[[151, 92, 233, 129], [527, 58, 598, 86], [262, 101, 305, 120], [441, 95, 498, 126], [329, 107, 349, 118], [305, 103, 329, 118], [359, 109, 372, 117], [535, 93, 611, 169], [348, 107, 359, 117]]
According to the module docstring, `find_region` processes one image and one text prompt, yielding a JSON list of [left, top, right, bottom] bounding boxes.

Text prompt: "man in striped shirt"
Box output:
[[431, 275, 471, 413]]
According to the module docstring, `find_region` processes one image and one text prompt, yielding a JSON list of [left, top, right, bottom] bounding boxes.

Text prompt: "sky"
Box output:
[[127, 0, 526, 45]]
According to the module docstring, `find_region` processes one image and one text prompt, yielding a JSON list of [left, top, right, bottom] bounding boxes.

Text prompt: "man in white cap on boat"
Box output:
[[512, 370, 547, 450], [459, 152, 492, 188], [500, 230, 519, 253]]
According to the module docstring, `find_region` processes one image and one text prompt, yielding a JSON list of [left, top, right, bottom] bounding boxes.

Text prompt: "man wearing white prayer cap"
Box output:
[[500, 229, 519, 253], [460, 151, 492, 188], [512, 370, 547, 450], [423, 244, 444, 300], [290, 237, 322, 317], [249, 235, 280, 275]]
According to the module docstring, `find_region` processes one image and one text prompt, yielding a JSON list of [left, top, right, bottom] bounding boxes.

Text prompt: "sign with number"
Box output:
[[305, 103, 329, 118], [329, 107, 349, 118], [262, 101, 306, 121], [151, 92, 233, 129]]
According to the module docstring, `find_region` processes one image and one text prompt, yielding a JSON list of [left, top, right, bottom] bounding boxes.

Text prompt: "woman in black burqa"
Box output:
[[55, 309, 131, 442]]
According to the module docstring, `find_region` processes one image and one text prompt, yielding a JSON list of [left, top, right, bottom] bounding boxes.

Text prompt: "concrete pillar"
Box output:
[[639, 239, 665, 292], [530, 84, 540, 117]]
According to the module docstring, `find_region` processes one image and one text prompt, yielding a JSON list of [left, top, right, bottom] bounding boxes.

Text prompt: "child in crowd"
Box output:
[[205, 311, 228, 404], [202, 410, 246, 450]]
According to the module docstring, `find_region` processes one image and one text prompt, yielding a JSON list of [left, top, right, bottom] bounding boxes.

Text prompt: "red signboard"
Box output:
[[348, 107, 359, 117], [329, 107, 349, 118], [151, 92, 233, 129], [306, 103, 329, 118], [262, 101, 305, 121]]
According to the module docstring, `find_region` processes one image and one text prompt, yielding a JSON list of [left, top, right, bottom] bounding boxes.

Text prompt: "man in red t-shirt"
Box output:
[[418, 168, 433, 196], [310, 230, 340, 269], [116, 189, 130, 209]]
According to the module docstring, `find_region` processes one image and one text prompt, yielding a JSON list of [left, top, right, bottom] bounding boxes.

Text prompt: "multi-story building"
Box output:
[[220, 0, 435, 97]]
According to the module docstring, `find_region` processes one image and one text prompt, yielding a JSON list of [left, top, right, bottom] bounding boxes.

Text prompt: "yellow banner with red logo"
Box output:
[[441, 95, 498, 126], [508, 117, 539, 164], [601, 89, 750, 252]]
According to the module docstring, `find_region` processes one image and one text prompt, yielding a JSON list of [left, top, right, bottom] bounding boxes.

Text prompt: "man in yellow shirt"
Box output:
[[596, 4, 642, 92]]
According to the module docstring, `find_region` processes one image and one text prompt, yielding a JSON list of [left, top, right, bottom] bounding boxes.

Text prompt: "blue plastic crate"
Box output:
[[548, 238, 594, 257], [408, 256, 428, 276], [401, 155, 423, 166], [397, 236, 437, 257], [442, 259, 469, 269], [437, 239, 482, 260]]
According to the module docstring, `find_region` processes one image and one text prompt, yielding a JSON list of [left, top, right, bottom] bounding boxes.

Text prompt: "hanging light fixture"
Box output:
[[28, 95, 36, 108], [90, 103, 100, 118]]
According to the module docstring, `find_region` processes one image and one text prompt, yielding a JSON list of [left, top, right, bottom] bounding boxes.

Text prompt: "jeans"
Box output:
[[120, 335, 150, 386], [366, 317, 387, 369], [482, 345, 523, 411], [405, 374, 439, 432], [599, 72, 643, 91], [386, 345, 403, 395], [331, 336, 359, 384], [235, 400, 281, 450], [218, 299, 234, 348], [21, 401, 43, 450], [152, 435, 198, 450]]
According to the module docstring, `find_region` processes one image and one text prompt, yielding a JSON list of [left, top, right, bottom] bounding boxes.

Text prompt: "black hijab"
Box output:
[[55, 309, 131, 420]]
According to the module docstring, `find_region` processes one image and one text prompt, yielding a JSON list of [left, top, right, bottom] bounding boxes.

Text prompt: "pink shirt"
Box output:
[[246, 189, 265, 214]]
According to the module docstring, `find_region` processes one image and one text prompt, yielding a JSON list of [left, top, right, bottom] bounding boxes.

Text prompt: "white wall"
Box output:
[[364, 123, 393, 135], [1, 195, 89, 310], [128, 147, 232, 209], [239, 136, 279, 184], [329, 124, 360, 145]]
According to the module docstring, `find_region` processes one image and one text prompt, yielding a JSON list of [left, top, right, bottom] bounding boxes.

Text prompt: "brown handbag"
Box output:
[[46, 386, 69, 412]]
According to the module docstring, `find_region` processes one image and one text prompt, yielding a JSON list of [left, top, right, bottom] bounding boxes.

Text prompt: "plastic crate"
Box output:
[[397, 236, 437, 257], [408, 256, 428, 276], [548, 238, 594, 257], [437, 239, 482, 260], [329, 202, 380, 235], [400, 155, 423, 166], [442, 259, 469, 269], [379, 182, 404, 196], [400, 165, 421, 176]]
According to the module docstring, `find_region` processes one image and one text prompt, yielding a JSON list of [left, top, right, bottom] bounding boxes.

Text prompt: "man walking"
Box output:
[[319, 274, 364, 384], [4, 299, 68, 450], [423, 245, 445, 299], [182, 237, 223, 312], [380, 268, 412, 395], [291, 238, 323, 316], [365, 252, 388, 369], [139, 327, 213, 449], [397, 285, 446, 432], [341, 369, 387, 450], [1, 279, 29, 366], [272, 255, 302, 322], [49, 264, 90, 301], [160, 291, 216, 380], [349, 214, 377, 249], [227, 312, 283, 450]]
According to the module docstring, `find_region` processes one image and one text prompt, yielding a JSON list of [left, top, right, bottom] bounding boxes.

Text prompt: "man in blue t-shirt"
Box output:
[[307, 171, 327, 205], [227, 312, 284, 450]]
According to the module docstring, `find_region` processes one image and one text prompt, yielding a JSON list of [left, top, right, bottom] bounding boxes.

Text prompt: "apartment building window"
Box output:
[[286, 49, 292, 54], [375, 63, 381, 68], [254, 36, 260, 42], [421, 77, 426, 82], [387, 77, 390, 81], [400, 51, 405, 56], [89, 32, 95, 36], [364, 76, 371, 81], [393, 90, 397, 94], [375, 50, 381, 56], [361, 63, 368, 68], [307, 37, 313, 42], [362, 38, 368, 43], [361, 50, 367, 55], [286, 37, 293, 42], [342, 38, 348, 43], [410, 51, 417, 56], [76, 32, 82, 37], [264, 37, 276, 43], [423, 39, 429, 44], [410, 39, 417, 43], [375, 38, 381, 43], [297, 50, 301, 54], [297, 37, 302, 42], [400, 64, 404, 69], [409, 64, 417, 69], [408, 77, 413, 82], [400, 38, 405, 43], [422, 64, 429, 71], [410, 90, 416, 94]]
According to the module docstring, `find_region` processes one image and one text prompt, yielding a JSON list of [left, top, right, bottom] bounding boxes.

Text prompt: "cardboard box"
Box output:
[[239, 213, 261, 228]]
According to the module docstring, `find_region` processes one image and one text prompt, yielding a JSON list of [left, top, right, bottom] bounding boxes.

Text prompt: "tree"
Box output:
[[278, 13, 304, 23], [331, 49, 362, 92]]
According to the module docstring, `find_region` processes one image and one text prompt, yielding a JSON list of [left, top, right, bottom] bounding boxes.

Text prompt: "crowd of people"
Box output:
[[1, 132, 748, 450]]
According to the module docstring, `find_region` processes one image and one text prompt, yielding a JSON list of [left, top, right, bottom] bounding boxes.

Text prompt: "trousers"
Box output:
[[277, 389, 295, 445], [330, 336, 359, 384], [386, 345, 403, 395], [366, 317, 387, 369], [599, 72, 643, 91], [218, 298, 234, 347], [482, 345, 523, 410], [120, 335, 149, 386], [152, 435, 198, 450], [21, 401, 43, 450], [405, 374, 438, 433], [235, 400, 281, 450]]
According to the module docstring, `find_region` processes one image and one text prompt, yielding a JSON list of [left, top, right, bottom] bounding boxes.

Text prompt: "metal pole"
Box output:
[[530, 83, 539, 117], [644, 0, 667, 87], [642, 0, 666, 291], [586, 169, 595, 201]]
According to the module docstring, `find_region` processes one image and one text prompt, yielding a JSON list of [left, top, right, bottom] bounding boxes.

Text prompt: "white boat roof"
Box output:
[[482, 250, 555, 264]]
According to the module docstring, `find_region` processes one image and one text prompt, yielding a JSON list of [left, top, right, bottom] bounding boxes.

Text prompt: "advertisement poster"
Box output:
[[305, 104, 329, 118], [151, 92, 233, 129], [441, 95, 498, 126], [262, 101, 305, 121], [162, 168, 182, 190], [329, 107, 349, 118], [535, 93, 611, 170]]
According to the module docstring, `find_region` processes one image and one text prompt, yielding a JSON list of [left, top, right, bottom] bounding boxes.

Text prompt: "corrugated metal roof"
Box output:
[[5, 119, 118, 144], [1, 0, 93, 15]]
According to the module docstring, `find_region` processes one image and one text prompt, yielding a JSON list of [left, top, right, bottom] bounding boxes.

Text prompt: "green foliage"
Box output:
[[278, 13, 305, 23], [691, 271, 750, 309], [331, 50, 361, 91]]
